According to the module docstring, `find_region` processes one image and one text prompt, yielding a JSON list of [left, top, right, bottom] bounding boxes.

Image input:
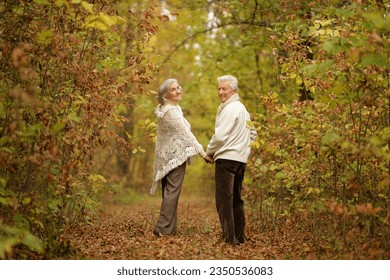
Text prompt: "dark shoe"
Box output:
[[231, 239, 242, 246], [237, 237, 245, 244]]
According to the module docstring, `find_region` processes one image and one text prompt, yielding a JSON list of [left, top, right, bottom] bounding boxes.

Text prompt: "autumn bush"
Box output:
[[247, 1, 389, 258], [0, 0, 161, 258]]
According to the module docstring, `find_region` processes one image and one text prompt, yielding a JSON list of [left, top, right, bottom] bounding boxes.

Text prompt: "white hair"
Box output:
[[217, 75, 238, 91], [156, 78, 178, 104]]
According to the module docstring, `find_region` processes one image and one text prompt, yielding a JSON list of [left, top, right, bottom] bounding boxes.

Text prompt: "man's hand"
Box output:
[[203, 154, 214, 164]]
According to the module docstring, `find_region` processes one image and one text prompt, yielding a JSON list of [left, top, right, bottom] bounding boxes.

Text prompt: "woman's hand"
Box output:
[[203, 154, 214, 164]]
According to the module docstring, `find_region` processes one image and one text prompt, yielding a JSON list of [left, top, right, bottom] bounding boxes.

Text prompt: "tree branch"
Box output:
[[162, 20, 270, 64]]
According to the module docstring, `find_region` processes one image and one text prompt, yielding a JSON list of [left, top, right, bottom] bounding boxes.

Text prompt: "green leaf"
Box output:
[[21, 231, 43, 254], [302, 60, 334, 75], [88, 174, 107, 184], [36, 29, 54, 46], [0, 136, 8, 147], [13, 214, 30, 229], [33, 0, 50, 5], [251, 140, 261, 149], [22, 197, 32, 205], [53, 122, 65, 132], [84, 15, 109, 31], [0, 102, 5, 119], [48, 199, 60, 211], [116, 103, 128, 114], [322, 41, 336, 53], [95, 63, 103, 72], [143, 47, 154, 53], [54, 0, 65, 7], [0, 177, 6, 188], [66, 112, 81, 122], [99, 13, 118, 27], [0, 147, 13, 153], [315, 19, 333, 27], [331, 5, 356, 19], [362, 12, 389, 31], [81, 1, 94, 13], [115, 16, 126, 25], [322, 131, 341, 145], [332, 84, 349, 95], [360, 53, 390, 69], [295, 75, 303, 85], [85, 13, 126, 30], [0, 222, 43, 257], [23, 124, 43, 137], [0, 197, 9, 206]]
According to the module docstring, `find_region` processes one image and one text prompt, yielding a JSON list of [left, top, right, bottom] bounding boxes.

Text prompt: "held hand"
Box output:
[[203, 155, 214, 164]]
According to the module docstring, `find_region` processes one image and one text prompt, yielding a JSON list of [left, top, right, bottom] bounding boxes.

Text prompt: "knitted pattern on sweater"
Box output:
[[150, 103, 203, 195]]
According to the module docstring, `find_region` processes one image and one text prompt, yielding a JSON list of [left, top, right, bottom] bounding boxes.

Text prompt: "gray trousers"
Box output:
[[215, 159, 246, 244], [154, 162, 186, 235]]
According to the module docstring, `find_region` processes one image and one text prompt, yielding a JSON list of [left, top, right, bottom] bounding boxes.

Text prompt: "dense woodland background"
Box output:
[[0, 0, 389, 259]]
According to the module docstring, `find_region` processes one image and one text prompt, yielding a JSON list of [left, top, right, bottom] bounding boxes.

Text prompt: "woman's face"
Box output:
[[165, 82, 182, 102]]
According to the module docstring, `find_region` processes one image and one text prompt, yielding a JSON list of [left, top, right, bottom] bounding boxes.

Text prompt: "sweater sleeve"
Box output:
[[206, 105, 238, 155]]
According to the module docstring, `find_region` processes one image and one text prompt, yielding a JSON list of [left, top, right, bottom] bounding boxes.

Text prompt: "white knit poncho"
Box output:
[[150, 102, 204, 195]]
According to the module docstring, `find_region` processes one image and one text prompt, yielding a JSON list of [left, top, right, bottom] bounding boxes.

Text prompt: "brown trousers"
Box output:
[[215, 159, 246, 244], [154, 162, 186, 235]]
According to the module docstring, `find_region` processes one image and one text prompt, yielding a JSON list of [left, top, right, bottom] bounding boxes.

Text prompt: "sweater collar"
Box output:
[[165, 99, 179, 106], [217, 93, 240, 115], [155, 100, 180, 118]]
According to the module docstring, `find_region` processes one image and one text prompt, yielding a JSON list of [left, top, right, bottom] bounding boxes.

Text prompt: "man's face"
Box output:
[[218, 81, 236, 103]]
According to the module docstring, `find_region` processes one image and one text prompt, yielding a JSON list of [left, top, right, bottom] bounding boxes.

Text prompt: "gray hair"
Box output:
[[156, 78, 178, 104], [217, 75, 238, 91]]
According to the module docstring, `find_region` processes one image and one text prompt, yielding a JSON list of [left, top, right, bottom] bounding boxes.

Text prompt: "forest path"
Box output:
[[62, 192, 312, 260]]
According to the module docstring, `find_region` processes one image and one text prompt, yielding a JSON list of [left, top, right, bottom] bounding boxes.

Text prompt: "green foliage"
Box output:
[[0, 220, 44, 259], [2, 0, 387, 259], [129, 1, 389, 258], [246, 0, 389, 257], [0, 0, 161, 258]]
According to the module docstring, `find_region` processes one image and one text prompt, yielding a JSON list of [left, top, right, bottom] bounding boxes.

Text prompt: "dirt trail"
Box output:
[[62, 193, 292, 260], [61, 188, 390, 260]]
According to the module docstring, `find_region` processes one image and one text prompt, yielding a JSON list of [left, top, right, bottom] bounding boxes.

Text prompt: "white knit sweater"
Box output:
[[206, 94, 257, 163], [150, 102, 205, 195]]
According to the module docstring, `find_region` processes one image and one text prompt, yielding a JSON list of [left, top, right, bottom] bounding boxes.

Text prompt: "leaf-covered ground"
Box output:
[[62, 193, 387, 260]]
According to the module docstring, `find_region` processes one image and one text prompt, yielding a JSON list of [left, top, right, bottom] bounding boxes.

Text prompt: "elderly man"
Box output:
[[206, 75, 257, 245]]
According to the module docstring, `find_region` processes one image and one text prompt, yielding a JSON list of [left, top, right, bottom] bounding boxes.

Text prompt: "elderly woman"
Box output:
[[150, 78, 213, 236]]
